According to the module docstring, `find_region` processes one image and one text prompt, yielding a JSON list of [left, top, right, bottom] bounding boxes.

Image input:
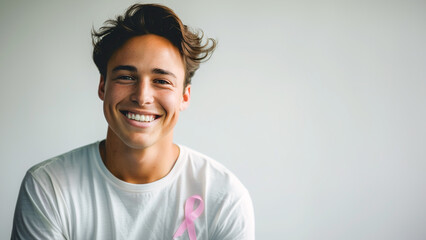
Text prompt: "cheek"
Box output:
[[158, 92, 182, 113], [104, 86, 127, 104]]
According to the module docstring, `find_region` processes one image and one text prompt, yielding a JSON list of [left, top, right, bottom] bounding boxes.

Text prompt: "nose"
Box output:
[[131, 80, 154, 106]]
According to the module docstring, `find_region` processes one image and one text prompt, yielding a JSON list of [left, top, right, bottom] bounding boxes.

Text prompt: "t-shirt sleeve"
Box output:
[[11, 171, 66, 240], [210, 191, 255, 240]]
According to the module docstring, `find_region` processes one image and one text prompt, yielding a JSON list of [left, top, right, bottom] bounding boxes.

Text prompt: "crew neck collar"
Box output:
[[92, 141, 186, 192]]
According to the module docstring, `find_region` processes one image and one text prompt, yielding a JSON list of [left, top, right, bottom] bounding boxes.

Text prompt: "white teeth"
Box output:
[[125, 112, 155, 122]]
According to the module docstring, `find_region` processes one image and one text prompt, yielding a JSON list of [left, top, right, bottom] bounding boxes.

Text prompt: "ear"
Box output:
[[180, 85, 191, 111], [98, 75, 106, 101]]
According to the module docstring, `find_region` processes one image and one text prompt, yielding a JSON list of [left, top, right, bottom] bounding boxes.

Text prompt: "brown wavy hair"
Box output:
[[92, 3, 216, 87]]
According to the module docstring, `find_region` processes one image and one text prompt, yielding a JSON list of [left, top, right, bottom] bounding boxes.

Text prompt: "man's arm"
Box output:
[[210, 191, 255, 240], [11, 171, 66, 239]]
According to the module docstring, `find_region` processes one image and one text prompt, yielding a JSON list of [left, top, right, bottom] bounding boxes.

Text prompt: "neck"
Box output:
[[99, 128, 179, 184]]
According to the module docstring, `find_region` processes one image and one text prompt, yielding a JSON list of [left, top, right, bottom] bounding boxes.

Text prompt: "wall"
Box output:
[[1, 0, 425, 239]]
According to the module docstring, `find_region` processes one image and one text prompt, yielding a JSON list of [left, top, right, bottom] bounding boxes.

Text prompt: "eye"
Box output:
[[117, 75, 135, 81], [113, 75, 136, 84], [154, 79, 170, 85]]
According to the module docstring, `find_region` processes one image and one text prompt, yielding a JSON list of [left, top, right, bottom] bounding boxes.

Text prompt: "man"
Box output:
[[12, 3, 255, 240]]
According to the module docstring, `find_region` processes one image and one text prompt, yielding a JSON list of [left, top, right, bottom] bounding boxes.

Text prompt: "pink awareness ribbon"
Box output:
[[173, 195, 204, 240]]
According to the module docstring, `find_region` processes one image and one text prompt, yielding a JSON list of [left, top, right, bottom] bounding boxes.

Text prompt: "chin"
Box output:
[[121, 137, 156, 150]]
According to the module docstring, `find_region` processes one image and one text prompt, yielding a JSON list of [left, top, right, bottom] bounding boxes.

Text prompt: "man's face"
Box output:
[[98, 34, 190, 149]]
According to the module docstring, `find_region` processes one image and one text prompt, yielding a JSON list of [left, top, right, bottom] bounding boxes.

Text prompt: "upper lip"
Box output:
[[120, 109, 161, 116]]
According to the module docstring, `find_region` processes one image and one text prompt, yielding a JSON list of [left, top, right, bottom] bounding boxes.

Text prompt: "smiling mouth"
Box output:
[[121, 111, 159, 123]]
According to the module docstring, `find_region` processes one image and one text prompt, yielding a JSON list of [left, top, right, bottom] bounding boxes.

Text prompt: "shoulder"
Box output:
[[178, 145, 251, 204], [27, 142, 100, 186], [178, 145, 255, 239], [13, 142, 100, 239], [181, 146, 243, 183]]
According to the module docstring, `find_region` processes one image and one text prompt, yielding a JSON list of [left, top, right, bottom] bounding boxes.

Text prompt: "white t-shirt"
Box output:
[[12, 142, 255, 240]]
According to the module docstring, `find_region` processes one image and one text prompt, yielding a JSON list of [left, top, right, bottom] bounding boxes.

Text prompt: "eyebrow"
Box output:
[[152, 68, 177, 79], [112, 65, 137, 72], [111, 65, 177, 79]]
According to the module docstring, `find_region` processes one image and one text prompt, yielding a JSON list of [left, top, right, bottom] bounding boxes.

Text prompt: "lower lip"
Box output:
[[122, 113, 158, 128]]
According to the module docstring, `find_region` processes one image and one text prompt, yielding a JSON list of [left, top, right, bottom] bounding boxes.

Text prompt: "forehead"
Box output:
[[107, 34, 185, 78]]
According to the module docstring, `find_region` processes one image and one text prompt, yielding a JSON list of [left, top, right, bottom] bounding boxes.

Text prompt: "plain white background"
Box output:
[[1, 0, 425, 239]]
